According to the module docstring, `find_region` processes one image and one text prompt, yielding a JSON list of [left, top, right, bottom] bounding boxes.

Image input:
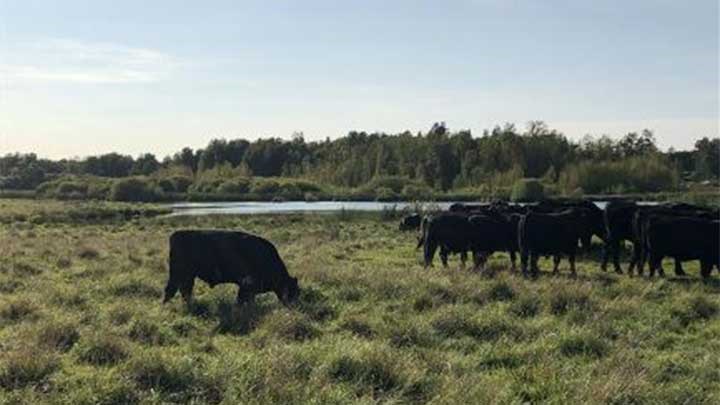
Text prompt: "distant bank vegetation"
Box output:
[[1, 122, 718, 203]]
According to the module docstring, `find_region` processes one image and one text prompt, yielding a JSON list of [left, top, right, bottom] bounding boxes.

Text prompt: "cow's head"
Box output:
[[279, 277, 300, 306]]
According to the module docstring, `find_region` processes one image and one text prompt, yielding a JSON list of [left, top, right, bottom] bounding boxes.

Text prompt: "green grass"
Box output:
[[0, 199, 719, 404]]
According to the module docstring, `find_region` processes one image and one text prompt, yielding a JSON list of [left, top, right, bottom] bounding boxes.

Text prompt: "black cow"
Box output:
[[468, 213, 521, 271], [399, 214, 422, 231], [519, 209, 590, 277], [163, 230, 300, 307], [601, 200, 639, 274], [645, 217, 720, 278], [630, 205, 719, 276], [422, 213, 476, 268], [448, 203, 492, 213], [528, 199, 605, 243]]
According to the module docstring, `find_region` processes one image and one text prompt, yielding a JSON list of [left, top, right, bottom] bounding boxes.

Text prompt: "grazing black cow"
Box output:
[[601, 200, 639, 274], [467, 213, 521, 271], [415, 214, 469, 267], [422, 213, 476, 268], [163, 230, 300, 307], [519, 209, 590, 278], [399, 214, 422, 231], [528, 199, 605, 244], [630, 205, 719, 276], [645, 217, 720, 278]]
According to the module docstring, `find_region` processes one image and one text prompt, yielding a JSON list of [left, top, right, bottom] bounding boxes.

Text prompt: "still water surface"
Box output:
[[169, 201, 612, 216]]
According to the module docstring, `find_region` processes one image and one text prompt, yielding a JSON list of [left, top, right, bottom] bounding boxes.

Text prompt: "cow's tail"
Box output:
[[416, 216, 429, 250], [163, 240, 180, 303], [423, 222, 437, 268]]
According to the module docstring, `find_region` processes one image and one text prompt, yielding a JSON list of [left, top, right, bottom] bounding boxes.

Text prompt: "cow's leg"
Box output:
[[673, 259, 686, 276], [509, 250, 517, 272], [472, 251, 483, 271], [460, 251, 468, 270], [603, 239, 622, 274], [648, 254, 662, 278], [423, 238, 438, 268], [552, 255, 561, 275], [521, 248, 530, 277], [627, 242, 638, 277], [700, 260, 713, 279], [440, 248, 449, 268], [531, 254, 540, 278], [600, 241, 610, 272], [569, 254, 577, 278], [180, 278, 195, 310], [163, 276, 179, 303], [611, 239, 623, 274]]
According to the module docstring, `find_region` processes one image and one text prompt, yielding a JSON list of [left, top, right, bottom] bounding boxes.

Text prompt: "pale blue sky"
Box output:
[[0, 0, 717, 158]]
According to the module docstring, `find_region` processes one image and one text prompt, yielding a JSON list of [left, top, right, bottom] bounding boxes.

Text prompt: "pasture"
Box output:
[[0, 199, 719, 404]]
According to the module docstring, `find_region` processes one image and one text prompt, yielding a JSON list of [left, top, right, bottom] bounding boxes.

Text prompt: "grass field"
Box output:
[[0, 199, 718, 404]]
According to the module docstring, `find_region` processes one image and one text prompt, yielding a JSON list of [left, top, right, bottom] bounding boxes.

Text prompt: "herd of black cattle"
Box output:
[[162, 199, 719, 309], [399, 199, 720, 279]]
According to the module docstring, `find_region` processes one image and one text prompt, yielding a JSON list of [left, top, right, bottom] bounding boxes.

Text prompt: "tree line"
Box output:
[[0, 122, 718, 198]]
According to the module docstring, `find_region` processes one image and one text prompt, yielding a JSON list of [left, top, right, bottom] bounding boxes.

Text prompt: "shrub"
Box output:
[[559, 155, 679, 194], [57, 181, 88, 196], [251, 179, 281, 195], [279, 183, 303, 200], [189, 178, 223, 194], [402, 184, 432, 200], [217, 178, 251, 195], [110, 178, 161, 202], [362, 176, 422, 194], [170, 176, 193, 193], [511, 178, 545, 202], [375, 187, 397, 202]]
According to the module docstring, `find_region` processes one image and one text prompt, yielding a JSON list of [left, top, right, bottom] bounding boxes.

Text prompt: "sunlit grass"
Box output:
[[0, 199, 718, 404]]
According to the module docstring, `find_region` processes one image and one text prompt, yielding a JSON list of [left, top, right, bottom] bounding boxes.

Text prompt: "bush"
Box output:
[[189, 178, 223, 194], [217, 178, 251, 195], [251, 179, 281, 195], [375, 187, 397, 202], [511, 178, 545, 202], [170, 176, 193, 193], [559, 155, 679, 194], [110, 178, 161, 202], [401, 184, 433, 200], [279, 183, 303, 200]]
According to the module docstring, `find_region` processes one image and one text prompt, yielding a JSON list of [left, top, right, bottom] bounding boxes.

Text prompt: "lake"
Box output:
[[169, 200, 613, 216]]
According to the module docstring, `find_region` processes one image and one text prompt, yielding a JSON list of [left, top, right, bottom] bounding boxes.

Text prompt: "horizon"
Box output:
[[1, 1, 717, 159]]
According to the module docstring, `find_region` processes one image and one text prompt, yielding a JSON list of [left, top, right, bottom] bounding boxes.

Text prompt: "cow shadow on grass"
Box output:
[[213, 301, 275, 335], [183, 298, 275, 336], [185, 286, 336, 336]]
